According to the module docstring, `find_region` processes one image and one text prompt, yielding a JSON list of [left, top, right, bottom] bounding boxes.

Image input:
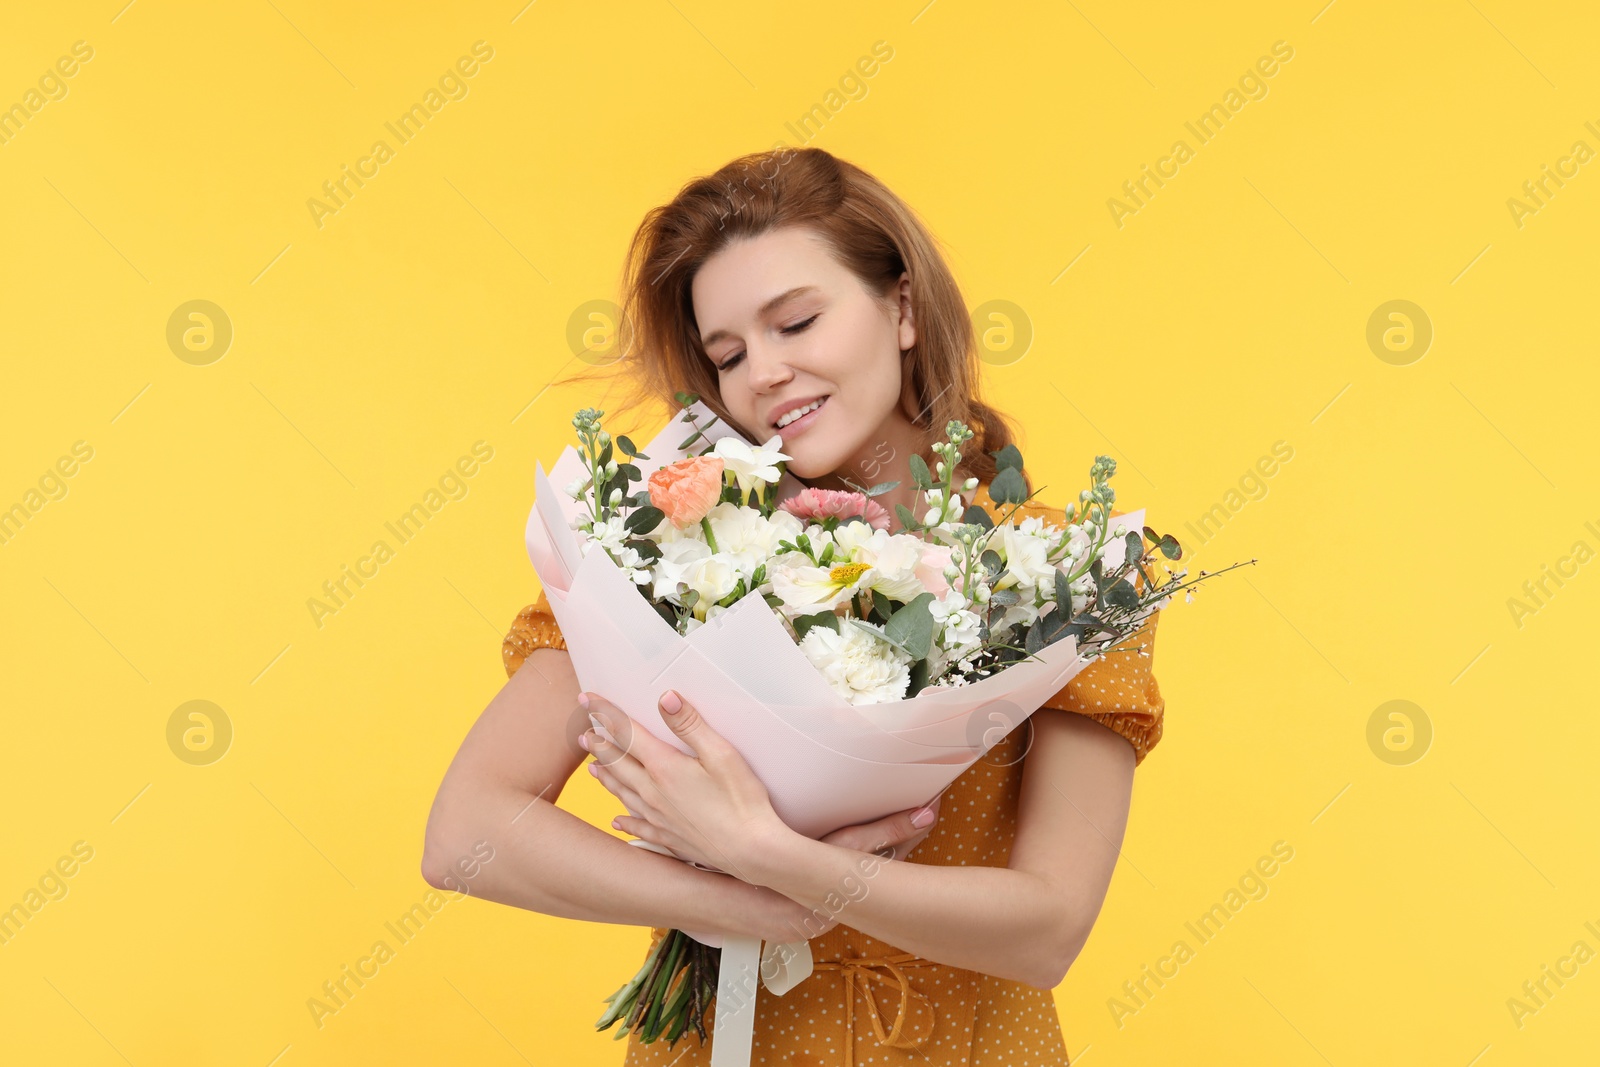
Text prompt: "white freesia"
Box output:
[[712, 434, 790, 499], [996, 515, 1060, 593], [797, 621, 913, 705]]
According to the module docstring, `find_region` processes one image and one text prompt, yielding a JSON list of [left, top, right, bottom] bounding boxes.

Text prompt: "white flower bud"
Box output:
[[964, 477, 978, 490]]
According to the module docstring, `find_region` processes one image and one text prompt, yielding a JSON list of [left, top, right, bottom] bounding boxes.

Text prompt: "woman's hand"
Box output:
[[819, 794, 942, 862], [580, 689, 790, 880]]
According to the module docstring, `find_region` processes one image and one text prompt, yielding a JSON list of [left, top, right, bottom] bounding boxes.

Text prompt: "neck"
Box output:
[[807, 410, 941, 523]]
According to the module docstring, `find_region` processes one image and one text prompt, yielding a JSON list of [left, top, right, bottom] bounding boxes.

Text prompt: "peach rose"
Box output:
[[648, 456, 725, 528]]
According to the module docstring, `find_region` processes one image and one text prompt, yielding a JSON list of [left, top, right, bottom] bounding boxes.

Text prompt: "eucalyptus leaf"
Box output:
[[907, 453, 932, 490], [895, 503, 919, 533], [794, 611, 840, 641], [991, 443, 1024, 472], [617, 435, 638, 457], [963, 505, 993, 529], [884, 592, 936, 659], [1104, 578, 1138, 610], [989, 465, 1027, 504], [1025, 619, 1045, 655], [906, 657, 930, 698], [848, 616, 914, 659]]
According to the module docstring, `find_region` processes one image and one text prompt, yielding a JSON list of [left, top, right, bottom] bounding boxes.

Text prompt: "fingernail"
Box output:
[[578, 732, 591, 752], [588, 762, 599, 777], [611, 817, 621, 829], [660, 691, 682, 715], [577, 692, 590, 709], [911, 807, 935, 828]]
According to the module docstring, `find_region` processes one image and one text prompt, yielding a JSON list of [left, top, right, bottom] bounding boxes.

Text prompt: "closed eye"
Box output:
[[715, 314, 819, 372]]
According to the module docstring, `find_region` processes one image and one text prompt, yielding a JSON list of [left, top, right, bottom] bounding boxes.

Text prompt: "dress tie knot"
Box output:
[[808, 953, 937, 1067]]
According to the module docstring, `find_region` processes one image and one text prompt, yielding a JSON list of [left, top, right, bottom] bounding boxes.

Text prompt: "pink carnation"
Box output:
[[778, 487, 891, 531]]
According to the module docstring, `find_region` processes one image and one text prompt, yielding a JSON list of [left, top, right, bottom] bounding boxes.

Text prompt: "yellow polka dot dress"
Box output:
[[502, 484, 1165, 1066]]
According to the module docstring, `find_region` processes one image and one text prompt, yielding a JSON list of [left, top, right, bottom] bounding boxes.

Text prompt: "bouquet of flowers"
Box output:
[[523, 395, 1249, 1058]]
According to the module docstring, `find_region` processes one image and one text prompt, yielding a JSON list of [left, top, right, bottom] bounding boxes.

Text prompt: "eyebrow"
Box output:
[[699, 286, 820, 349]]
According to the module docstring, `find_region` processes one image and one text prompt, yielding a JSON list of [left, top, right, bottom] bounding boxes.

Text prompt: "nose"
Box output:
[[744, 340, 794, 393]]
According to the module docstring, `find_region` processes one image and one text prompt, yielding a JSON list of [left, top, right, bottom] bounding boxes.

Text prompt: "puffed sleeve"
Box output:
[[502, 589, 568, 679], [1040, 609, 1165, 765]]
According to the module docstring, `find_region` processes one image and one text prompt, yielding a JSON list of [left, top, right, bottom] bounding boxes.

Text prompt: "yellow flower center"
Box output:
[[828, 562, 871, 585]]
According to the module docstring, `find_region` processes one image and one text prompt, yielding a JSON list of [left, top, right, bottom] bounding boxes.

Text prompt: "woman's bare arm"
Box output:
[[421, 647, 813, 941], [736, 710, 1137, 989]]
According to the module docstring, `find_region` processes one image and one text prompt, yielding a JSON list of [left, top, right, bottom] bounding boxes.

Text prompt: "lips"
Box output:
[[769, 394, 829, 430]]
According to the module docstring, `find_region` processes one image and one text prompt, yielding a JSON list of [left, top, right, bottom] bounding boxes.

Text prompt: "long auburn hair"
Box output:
[[569, 146, 1017, 485]]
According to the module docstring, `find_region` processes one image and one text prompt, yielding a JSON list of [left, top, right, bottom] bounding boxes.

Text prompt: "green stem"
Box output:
[[700, 515, 719, 553]]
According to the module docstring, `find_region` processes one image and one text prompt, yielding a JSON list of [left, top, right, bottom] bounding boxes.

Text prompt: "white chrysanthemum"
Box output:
[[798, 621, 912, 705], [711, 434, 790, 498]]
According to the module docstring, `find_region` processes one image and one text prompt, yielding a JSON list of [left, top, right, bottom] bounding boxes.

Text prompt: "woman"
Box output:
[[423, 147, 1164, 1065]]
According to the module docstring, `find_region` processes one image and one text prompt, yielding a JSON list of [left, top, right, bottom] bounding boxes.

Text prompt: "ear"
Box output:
[[894, 272, 916, 352]]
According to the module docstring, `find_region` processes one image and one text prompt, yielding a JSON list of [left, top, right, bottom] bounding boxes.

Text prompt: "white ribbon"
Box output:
[[707, 936, 813, 1067]]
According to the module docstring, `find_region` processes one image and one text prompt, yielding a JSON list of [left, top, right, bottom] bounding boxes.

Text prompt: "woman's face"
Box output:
[[690, 224, 917, 480]]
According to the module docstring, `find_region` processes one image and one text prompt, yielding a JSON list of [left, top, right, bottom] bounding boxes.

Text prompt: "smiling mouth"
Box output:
[[774, 396, 829, 430]]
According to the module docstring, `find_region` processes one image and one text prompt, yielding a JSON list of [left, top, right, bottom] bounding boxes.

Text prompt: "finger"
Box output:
[[612, 814, 666, 846], [586, 733, 659, 808], [824, 796, 940, 853], [588, 760, 651, 817], [656, 690, 736, 764], [869, 801, 934, 853], [579, 692, 677, 769]]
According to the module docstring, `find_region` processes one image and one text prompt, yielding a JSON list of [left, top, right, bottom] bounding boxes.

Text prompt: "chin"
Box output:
[[782, 437, 859, 482]]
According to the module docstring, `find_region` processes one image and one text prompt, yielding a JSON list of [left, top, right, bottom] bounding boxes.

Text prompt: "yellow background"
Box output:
[[2, 1, 1596, 1063]]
